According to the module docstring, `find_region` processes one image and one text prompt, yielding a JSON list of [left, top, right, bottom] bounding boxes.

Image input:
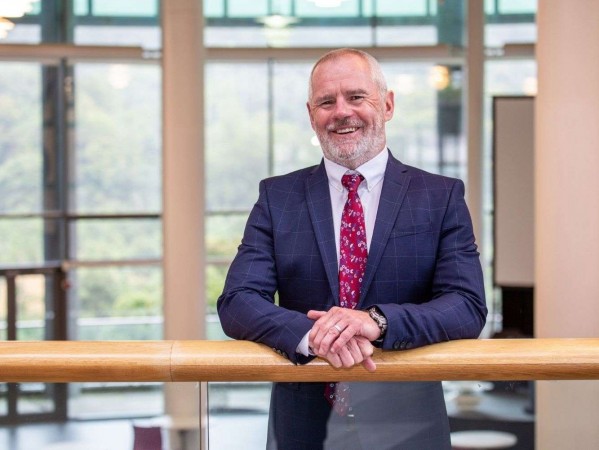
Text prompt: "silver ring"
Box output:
[[333, 324, 343, 333]]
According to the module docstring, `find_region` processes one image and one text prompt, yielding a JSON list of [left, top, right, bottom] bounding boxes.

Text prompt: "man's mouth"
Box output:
[[334, 127, 359, 134]]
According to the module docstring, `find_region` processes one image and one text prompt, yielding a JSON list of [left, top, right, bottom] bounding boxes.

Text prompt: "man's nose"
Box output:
[[332, 98, 352, 119]]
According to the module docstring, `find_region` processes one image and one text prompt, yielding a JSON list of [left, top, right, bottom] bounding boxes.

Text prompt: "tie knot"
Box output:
[[342, 173, 364, 193]]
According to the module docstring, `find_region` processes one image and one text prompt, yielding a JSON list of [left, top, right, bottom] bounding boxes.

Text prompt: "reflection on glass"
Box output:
[[73, 63, 161, 214]]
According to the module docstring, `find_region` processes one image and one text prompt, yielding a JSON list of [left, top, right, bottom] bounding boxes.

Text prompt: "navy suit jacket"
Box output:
[[218, 151, 486, 448], [218, 151, 487, 360]]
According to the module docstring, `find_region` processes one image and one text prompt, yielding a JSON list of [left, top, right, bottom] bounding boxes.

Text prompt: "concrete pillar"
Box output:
[[162, 0, 205, 448], [535, 1, 599, 448]]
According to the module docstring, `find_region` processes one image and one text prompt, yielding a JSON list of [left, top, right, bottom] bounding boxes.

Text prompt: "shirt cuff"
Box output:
[[296, 331, 313, 356]]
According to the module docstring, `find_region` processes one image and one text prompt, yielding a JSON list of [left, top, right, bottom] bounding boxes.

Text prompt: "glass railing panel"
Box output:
[[0, 384, 6, 416], [205, 378, 536, 449], [207, 381, 270, 449], [0, 382, 171, 449]]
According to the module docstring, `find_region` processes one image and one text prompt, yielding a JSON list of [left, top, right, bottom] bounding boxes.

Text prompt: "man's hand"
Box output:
[[307, 307, 381, 371], [317, 335, 376, 372]]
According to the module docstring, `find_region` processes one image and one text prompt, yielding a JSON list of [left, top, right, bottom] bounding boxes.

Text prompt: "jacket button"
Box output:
[[405, 342, 413, 349], [393, 341, 401, 350]]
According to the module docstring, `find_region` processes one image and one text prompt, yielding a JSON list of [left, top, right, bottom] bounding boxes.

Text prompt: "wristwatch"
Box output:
[[367, 306, 388, 343]]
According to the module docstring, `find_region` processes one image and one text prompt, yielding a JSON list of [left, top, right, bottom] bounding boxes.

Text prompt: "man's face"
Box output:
[[307, 54, 394, 169]]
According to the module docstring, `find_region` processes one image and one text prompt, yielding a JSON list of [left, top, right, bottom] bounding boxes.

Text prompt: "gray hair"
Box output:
[[308, 48, 388, 102]]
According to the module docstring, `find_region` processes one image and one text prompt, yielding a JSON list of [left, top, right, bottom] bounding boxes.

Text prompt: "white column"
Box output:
[[535, 1, 599, 448], [466, 0, 485, 243], [162, 0, 205, 448]]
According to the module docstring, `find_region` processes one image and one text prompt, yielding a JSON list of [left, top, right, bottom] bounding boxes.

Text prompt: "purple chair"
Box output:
[[133, 425, 163, 450]]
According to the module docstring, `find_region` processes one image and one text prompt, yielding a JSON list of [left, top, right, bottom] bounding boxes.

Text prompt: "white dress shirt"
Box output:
[[296, 148, 388, 356]]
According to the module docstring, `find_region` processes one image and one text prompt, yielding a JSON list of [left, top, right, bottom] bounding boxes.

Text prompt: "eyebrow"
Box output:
[[346, 89, 369, 97], [313, 88, 370, 105]]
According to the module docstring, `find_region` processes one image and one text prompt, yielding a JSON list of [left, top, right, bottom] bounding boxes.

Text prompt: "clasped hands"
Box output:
[[307, 306, 380, 372]]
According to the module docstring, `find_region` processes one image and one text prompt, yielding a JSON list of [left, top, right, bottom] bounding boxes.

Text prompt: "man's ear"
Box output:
[[384, 90, 395, 122], [306, 102, 316, 130]]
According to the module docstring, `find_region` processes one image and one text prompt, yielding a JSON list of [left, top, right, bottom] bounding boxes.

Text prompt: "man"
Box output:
[[217, 48, 487, 449]]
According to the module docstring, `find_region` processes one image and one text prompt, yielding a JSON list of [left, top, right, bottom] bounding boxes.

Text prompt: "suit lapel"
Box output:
[[305, 161, 340, 303], [359, 154, 411, 305]]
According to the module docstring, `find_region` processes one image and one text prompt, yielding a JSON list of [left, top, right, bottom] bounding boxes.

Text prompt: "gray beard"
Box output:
[[317, 119, 386, 169]]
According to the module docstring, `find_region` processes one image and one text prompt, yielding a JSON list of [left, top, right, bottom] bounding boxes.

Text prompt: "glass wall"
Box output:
[[0, 1, 163, 423], [1, 0, 542, 445], [205, 0, 460, 48], [204, 0, 538, 447]]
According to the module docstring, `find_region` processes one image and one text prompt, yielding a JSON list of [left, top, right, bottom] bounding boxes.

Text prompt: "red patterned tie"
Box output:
[[338, 173, 368, 310], [326, 173, 368, 416]]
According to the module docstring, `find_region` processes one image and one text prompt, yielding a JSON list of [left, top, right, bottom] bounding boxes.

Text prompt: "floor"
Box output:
[[0, 383, 271, 450], [0, 413, 270, 450]]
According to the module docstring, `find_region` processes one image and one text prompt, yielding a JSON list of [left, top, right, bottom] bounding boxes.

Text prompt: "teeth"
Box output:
[[335, 127, 357, 134]]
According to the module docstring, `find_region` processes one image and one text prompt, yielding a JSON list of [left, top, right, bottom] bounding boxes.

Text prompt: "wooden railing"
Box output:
[[1, 339, 598, 383]]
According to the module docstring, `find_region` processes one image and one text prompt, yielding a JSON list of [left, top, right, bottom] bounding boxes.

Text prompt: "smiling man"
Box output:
[[218, 48, 487, 449]]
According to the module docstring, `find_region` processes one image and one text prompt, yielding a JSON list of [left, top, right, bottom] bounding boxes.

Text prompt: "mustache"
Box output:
[[326, 119, 364, 131]]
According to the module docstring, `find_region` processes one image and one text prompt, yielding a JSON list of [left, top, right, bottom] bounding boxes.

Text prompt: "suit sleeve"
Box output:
[[217, 180, 315, 364], [376, 179, 487, 350]]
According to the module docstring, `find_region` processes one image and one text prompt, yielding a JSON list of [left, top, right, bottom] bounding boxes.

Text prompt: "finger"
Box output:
[[354, 335, 374, 356], [324, 350, 343, 369], [352, 336, 377, 371], [334, 345, 356, 369], [309, 320, 335, 352], [328, 322, 360, 354], [308, 309, 342, 349], [344, 338, 364, 365], [307, 310, 326, 320], [361, 356, 377, 372], [317, 323, 346, 355]]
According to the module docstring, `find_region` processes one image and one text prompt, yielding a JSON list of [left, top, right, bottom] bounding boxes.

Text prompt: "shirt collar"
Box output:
[[324, 148, 388, 193]]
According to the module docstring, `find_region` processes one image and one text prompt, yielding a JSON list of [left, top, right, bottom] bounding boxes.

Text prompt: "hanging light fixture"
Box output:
[[0, 0, 39, 39]]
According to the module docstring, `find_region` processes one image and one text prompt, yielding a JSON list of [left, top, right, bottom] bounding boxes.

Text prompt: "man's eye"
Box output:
[[350, 96, 364, 101]]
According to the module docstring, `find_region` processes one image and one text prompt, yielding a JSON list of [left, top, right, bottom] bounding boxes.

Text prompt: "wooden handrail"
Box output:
[[0, 339, 598, 383]]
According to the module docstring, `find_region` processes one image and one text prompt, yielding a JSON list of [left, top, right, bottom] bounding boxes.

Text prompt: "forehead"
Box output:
[[310, 55, 376, 97]]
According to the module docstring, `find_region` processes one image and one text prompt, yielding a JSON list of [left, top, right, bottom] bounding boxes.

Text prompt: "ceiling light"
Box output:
[[256, 14, 299, 29]]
